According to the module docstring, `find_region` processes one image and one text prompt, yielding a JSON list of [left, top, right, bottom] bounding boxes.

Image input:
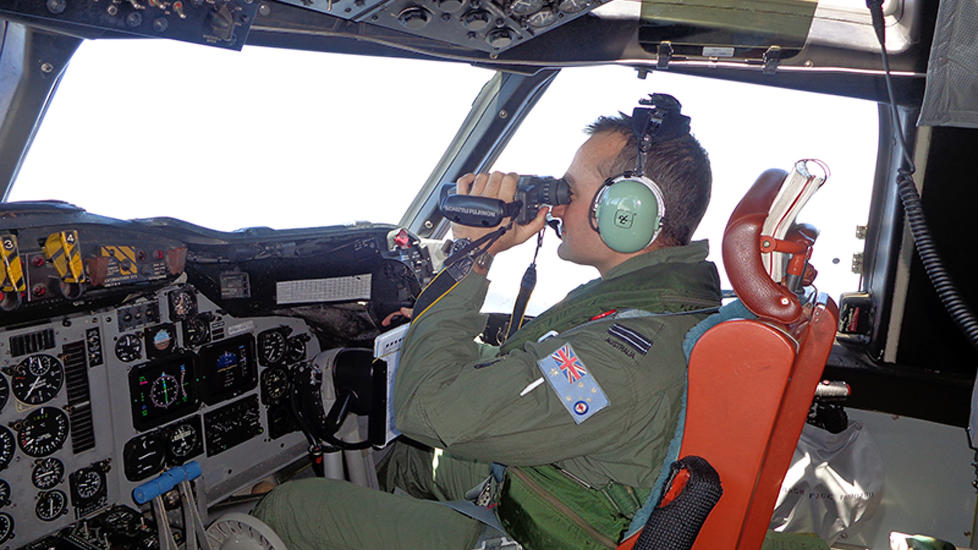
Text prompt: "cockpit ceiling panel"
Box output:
[[273, 0, 615, 53], [0, 0, 260, 50]]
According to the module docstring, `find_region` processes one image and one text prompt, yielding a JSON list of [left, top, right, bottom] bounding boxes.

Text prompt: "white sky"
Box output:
[[9, 39, 878, 315]]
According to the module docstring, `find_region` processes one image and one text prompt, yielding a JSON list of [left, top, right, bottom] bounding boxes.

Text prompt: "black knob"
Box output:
[[487, 27, 514, 48], [462, 9, 491, 31], [46, 0, 67, 14], [439, 0, 463, 12], [398, 6, 431, 29]]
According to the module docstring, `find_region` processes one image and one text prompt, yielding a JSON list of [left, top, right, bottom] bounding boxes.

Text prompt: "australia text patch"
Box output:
[[536, 343, 609, 424], [608, 323, 652, 355]]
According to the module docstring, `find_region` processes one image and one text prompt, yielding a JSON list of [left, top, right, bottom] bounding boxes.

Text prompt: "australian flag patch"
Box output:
[[536, 343, 609, 424], [608, 323, 652, 355]]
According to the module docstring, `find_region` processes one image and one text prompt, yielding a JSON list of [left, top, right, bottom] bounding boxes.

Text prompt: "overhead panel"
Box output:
[[274, 0, 615, 53], [0, 0, 260, 50]]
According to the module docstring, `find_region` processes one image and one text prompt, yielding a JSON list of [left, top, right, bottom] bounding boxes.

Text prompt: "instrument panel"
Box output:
[[0, 202, 433, 548], [0, 283, 317, 547]]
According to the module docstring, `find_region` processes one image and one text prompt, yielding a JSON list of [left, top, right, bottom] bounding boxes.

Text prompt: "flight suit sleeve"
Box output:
[[394, 272, 684, 466]]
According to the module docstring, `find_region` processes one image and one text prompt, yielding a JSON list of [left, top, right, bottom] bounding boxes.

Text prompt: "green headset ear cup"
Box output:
[[593, 177, 663, 253]]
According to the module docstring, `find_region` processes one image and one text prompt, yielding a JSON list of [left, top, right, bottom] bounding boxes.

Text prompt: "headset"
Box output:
[[588, 93, 691, 253]]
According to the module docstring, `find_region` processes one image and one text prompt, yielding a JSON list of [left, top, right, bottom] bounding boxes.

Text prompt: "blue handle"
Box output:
[[132, 478, 161, 505], [133, 464, 200, 504], [184, 461, 202, 481], [158, 469, 181, 492]]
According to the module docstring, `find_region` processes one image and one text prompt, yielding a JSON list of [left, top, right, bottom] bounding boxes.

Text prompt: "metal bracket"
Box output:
[[657, 41, 673, 69], [762, 45, 782, 74]]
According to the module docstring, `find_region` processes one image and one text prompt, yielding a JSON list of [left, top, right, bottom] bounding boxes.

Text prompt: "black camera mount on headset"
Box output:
[[631, 93, 691, 176]]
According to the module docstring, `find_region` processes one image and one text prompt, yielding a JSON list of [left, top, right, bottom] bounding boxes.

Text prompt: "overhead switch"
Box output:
[[525, 6, 557, 27], [487, 27, 514, 48], [438, 0, 464, 13], [398, 7, 431, 29], [508, 0, 542, 16], [462, 9, 491, 31], [557, 0, 588, 13]]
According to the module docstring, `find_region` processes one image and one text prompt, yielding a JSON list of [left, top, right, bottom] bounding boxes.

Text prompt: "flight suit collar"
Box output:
[[500, 240, 718, 353], [601, 240, 710, 281]]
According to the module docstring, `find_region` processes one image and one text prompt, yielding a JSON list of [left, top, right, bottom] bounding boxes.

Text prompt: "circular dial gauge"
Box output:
[[150, 373, 179, 408], [525, 6, 557, 27], [286, 336, 307, 363], [17, 407, 70, 457], [0, 512, 12, 543], [0, 427, 14, 470], [509, 0, 543, 15], [115, 334, 143, 362], [164, 421, 200, 461], [557, 0, 588, 13], [0, 480, 9, 507], [123, 433, 165, 481], [146, 325, 176, 355], [11, 354, 64, 405], [168, 289, 197, 320], [260, 367, 289, 404], [32, 457, 65, 489], [258, 330, 286, 365], [74, 469, 103, 499], [183, 316, 210, 347], [99, 505, 140, 532], [36, 489, 68, 521], [0, 375, 8, 412]]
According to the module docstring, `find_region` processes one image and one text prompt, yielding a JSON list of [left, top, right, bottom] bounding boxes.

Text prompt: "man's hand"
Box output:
[[381, 307, 413, 327], [452, 172, 549, 260]]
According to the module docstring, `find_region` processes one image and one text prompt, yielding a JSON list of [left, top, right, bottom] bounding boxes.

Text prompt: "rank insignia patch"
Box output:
[[537, 343, 609, 424], [608, 323, 652, 355]]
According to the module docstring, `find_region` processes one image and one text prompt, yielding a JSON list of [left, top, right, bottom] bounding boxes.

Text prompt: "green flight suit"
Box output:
[[254, 241, 721, 550]]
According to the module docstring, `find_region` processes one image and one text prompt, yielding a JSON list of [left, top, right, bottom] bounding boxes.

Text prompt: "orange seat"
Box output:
[[619, 167, 839, 550]]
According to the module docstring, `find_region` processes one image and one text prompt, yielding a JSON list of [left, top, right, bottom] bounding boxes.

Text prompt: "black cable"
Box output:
[[443, 222, 512, 268], [319, 392, 374, 451], [865, 0, 978, 350], [287, 370, 332, 477], [288, 371, 321, 450]]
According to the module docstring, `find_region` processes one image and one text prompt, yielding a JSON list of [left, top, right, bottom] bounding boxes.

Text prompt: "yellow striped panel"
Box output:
[[44, 230, 86, 283], [100, 245, 138, 276], [0, 234, 25, 292]]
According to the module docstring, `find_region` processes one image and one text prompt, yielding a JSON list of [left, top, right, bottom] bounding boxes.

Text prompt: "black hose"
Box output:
[[866, 0, 978, 351], [895, 171, 978, 346]]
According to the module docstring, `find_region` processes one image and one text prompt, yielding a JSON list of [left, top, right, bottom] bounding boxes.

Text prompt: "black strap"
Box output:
[[633, 455, 722, 550]]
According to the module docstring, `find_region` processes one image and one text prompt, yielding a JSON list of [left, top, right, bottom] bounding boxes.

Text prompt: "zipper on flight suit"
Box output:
[[509, 467, 618, 549]]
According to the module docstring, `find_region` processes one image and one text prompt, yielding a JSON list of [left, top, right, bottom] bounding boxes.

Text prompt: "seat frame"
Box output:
[[619, 166, 839, 550]]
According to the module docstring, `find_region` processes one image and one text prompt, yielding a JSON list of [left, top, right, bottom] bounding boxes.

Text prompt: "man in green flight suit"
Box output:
[[253, 110, 720, 550]]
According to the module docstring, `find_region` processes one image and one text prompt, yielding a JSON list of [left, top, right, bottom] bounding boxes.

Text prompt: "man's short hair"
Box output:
[[585, 113, 712, 247]]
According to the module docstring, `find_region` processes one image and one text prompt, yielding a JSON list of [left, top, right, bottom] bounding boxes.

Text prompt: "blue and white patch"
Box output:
[[536, 343, 609, 424], [608, 323, 652, 355]]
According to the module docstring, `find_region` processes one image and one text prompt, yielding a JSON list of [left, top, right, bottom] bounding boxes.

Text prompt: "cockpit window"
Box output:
[[488, 66, 878, 313], [8, 40, 493, 231]]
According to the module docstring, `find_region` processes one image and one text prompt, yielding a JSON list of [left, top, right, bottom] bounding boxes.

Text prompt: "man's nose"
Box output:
[[550, 204, 568, 218]]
